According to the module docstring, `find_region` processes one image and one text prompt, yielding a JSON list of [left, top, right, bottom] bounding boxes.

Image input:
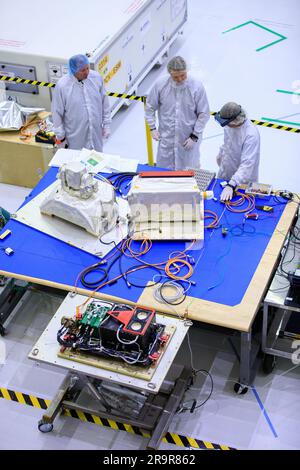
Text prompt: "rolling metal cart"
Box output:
[[262, 218, 300, 373], [28, 293, 192, 449]]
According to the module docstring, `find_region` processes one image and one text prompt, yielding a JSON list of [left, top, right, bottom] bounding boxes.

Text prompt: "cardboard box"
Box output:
[[0, 130, 54, 188]]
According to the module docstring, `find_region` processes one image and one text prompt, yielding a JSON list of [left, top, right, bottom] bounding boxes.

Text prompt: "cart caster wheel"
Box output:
[[262, 354, 276, 374], [234, 382, 248, 395], [0, 324, 6, 336], [38, 420, 53, 433]]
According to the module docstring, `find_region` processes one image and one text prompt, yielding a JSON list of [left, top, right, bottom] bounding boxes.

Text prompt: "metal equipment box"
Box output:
[[0, 0, 187, 112]]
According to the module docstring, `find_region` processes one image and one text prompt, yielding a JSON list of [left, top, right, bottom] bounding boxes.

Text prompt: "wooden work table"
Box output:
[[0, 166, 298, 391]]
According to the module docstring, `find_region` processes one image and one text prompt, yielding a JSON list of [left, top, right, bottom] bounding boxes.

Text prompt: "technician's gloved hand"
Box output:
[[151, 129, 160, 141], [220, 185, 234, 202], [102, 126, 111, 139], [183, 137, 195, 151]]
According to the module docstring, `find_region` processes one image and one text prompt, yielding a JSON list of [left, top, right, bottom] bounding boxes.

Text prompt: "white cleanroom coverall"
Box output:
[[145, 76, 210, 169], [51, 70, 111, 151], [217, 119, 260, 187]]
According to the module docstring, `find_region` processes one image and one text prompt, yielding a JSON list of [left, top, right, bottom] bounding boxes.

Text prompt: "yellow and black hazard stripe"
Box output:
[[0, 387, 50, 409], [251, 119, 300, 133], [163, 432, 235, 450], [63, 408, 151, 438], [62, 409, 235, 450], [210, 111, 300, 134], [107, 91, 144, 102], [1, 74, 300, 131], [0, 74, 55, 89], [0, 386, 235, 450], [0, 74, 144, 102]]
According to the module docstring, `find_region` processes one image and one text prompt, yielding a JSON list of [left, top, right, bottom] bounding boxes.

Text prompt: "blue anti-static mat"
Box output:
[[0, 166, 288, 306]]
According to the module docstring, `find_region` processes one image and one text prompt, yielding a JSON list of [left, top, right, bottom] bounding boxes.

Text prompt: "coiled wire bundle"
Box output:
[[153, 276, 192, 305]]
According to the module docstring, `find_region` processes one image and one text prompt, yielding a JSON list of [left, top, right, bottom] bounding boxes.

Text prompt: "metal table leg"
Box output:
[[147, 367, 192, 449], [239, 331, 252, 390], [0, 278, 28, 335], [38, 373, 75, 432], [262, 303, 269, 352], [229, 327, 261, 394]]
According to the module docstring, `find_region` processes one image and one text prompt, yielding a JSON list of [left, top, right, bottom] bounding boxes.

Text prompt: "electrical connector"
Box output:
[[222, 227, 228, 237], [149, 351, 160, 362], [0, 229, 11, 240], [1, 247, 14, 256], [159, 334, 170, 346], [245, 213, 258, 220], [279, 191, 293, 201], [255, 205, 274, 213], [190, 399, 197, 413], [75, 306, 82, 320]]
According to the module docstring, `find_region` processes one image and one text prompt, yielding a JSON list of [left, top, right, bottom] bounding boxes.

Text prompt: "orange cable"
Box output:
[[204, 210, 219, 228], [225, 191, 255, 213]]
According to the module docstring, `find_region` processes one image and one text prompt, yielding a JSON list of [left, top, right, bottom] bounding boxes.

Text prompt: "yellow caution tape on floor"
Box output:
[[0, 386, 50, 409], [0, 386, 236, 450]]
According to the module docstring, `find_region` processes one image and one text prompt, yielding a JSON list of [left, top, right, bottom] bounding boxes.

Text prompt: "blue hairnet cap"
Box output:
[[69, 54, 89, 75]]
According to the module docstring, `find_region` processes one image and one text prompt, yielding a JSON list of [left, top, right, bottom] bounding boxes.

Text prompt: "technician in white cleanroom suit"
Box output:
[[145, 56, 210, 170], [214, 102, 260, 202], [51, 54, 111, 151]]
